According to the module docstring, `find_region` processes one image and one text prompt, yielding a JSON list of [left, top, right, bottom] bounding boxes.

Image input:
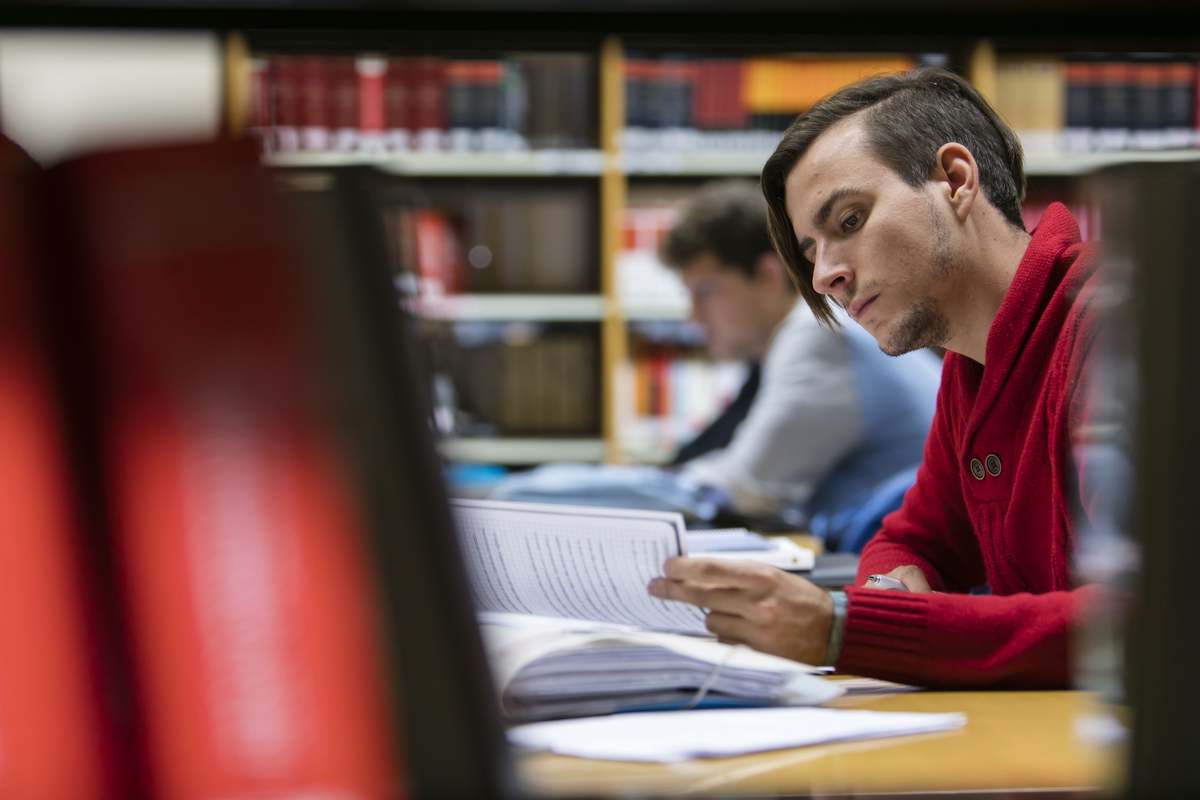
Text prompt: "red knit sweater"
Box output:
[[840, 203, 1100, 688]]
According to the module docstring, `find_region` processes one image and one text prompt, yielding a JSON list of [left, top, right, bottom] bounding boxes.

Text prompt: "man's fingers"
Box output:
[[647, 578, 752, 615], [661, 556, 775, 595], [704, 611, 751, 645], [885, 564, 932, 593]]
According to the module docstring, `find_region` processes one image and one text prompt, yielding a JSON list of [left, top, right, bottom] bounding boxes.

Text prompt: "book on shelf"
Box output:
[[993, 53, 1199, 155], [618, 198, 691, 313], [454, 499, 829, 720], [1023, 191, 1101, 241], [428, 324, 599, 438], [615, 340, 746, 463], [622, 53, 918, 154], [251, 50, 595, 155], [383, 184, 596, 298]]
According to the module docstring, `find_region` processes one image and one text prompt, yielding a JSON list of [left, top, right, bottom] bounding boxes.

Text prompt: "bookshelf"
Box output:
[[415, 293, 606, 321], [266, 149, 606, 176], [1025, 149, 1200, 176], [232, 30, 1200, 467], [441, 437, 607, 465]]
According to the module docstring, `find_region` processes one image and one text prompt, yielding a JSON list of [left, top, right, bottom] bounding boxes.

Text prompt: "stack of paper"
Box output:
[[687, 528, 815, 571], [509, 706, 967, 762], [481, 613, 840, 721]]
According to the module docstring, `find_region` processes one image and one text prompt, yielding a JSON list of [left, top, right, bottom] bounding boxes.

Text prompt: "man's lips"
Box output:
[[849, 294, 879, 321]]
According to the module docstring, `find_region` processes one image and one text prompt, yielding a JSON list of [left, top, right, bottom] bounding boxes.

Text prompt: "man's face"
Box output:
[[679, 252, 777, 362], [784, 116, 959, 356]]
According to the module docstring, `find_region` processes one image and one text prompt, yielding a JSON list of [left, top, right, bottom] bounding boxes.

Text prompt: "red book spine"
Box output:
[[357, 55, 387, 152], [694, 59, 716, 131], [384, 56, 414, 151], [55, 141, 404, 799], [247, 57, 272, 152], [298, 55, 334, 151], [329, 56, 361, 152], [270, 55, 302, 152], [652, 351, 670, 418], [724, 60, 749, 130], [414, 209, 464, 295], [412, 56, 447, 151], [0, 140, 110, 799]]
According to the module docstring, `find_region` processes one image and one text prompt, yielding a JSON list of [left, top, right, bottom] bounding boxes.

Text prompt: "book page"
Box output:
[[453, 500, 707, 634]]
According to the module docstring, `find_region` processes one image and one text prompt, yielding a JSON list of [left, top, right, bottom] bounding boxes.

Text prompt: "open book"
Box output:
[[453, 500, 832, 720], [453, 498, 812, 634]]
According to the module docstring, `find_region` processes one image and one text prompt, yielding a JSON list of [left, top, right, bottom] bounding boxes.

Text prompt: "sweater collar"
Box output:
[[980, 202, 1082, 382]]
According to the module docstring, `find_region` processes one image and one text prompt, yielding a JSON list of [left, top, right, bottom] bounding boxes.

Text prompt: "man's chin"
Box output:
[[874, 321, 918, 357], [879, 302, 948, 356]]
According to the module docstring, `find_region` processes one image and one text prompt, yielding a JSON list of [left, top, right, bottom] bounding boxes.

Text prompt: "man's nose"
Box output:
[[811, 243, 852, 298]]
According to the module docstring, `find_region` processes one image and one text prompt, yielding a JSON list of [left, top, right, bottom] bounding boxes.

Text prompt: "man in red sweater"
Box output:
[[648, 67, 1098, 688]]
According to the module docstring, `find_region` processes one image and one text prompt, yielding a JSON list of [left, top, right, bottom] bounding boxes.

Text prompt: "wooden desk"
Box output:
[[517, 689, 1123, 797]]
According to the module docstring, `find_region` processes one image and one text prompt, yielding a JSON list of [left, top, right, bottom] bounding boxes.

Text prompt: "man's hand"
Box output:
[[869, 564, 932, 592], [647, 556, 833, 666]]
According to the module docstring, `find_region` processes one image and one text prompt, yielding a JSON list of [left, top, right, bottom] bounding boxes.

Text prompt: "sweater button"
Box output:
[[985, 453, 1002, 477], [969, 457, 986, 481]]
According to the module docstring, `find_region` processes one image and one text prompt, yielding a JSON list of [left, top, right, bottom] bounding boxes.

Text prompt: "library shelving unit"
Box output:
[[229, 29, 1200, 467], [233, 33, 618, 466]]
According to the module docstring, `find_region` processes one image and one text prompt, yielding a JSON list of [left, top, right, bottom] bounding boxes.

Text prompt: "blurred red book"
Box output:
[[49, 140, 405, 799], [0, 137, 111, 799]]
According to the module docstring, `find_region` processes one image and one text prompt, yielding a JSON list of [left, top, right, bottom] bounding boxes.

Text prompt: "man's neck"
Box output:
[[943, 221, 1032, 366]]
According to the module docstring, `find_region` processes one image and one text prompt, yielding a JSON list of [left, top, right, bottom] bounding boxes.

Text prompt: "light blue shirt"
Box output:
[[683, 303, 940, 534]]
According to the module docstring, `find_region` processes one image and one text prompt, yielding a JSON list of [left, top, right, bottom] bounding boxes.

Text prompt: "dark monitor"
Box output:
[[280, 167, 516, 799]]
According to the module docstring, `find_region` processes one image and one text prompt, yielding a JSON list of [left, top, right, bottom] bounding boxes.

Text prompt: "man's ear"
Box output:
[[933, 142, 978, 221]]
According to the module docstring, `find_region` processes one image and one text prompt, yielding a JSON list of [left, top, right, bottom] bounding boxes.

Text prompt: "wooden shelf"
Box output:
[[1025, 149, 1200, 176], [264, 149, 606, 176], [415, 294, 606, 322], [616, 148, 1200, 178], [440, 437, 606, 464], [622, 150, 772, 176], [620, 302, 690, 321]]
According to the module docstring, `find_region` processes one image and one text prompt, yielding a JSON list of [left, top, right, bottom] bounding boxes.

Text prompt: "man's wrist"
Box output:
[[824, 590, 848, 667]]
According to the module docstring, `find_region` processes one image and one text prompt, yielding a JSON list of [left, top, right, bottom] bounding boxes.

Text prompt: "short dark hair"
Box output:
[[659, 179, 778, 281], [761, 67, 1027, 326]]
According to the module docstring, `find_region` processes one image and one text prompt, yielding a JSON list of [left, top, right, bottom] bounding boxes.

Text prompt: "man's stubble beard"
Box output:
[[881, 200, 956, 357]]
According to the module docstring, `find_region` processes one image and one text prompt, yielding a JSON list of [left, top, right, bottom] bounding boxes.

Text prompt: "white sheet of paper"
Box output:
[[508, 706, 966, 762]]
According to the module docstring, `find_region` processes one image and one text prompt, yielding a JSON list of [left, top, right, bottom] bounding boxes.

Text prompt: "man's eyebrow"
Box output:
[[812, 187, 859, 230], [795, 186, 860, 262]]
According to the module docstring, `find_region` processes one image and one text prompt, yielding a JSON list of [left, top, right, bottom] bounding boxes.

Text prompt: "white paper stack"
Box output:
[[480, 612, 840, 722], [687, 528, 815, 571], [509, 706, 967, 762]]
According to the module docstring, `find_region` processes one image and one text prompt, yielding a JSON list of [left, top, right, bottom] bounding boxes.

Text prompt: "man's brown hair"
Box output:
[[659, 179, 781, 282], [760, 67, 1027, 326]]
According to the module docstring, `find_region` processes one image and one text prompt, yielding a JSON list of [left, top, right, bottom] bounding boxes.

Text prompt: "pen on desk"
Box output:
[[864, 574, 909, 591]]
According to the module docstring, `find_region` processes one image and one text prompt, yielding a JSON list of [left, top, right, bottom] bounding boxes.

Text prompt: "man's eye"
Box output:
[[841, 212, 863, 232]]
